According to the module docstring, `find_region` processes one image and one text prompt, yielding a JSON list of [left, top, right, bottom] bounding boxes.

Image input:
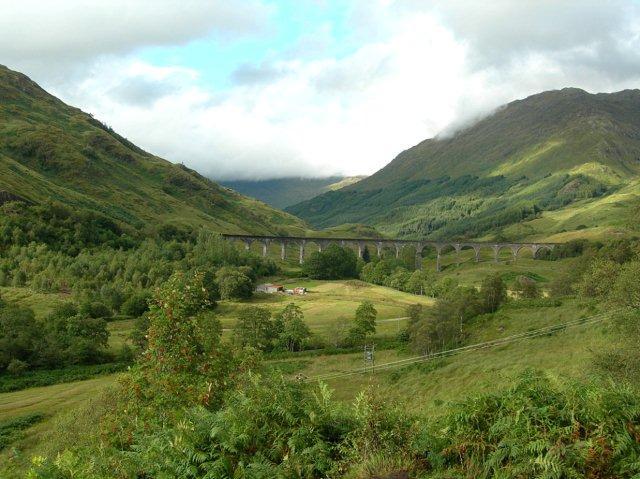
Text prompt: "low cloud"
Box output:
[[2, 0, 640, 181]]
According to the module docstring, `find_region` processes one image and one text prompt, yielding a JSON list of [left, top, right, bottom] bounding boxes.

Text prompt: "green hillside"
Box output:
[[221, 175, 365, 209], [0, 65, 307, 235], [287, 88, 640, 241]]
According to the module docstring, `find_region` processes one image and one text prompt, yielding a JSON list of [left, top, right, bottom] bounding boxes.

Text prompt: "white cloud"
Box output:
[[2, 0, 640, 181], [0, 0, 270, 62]]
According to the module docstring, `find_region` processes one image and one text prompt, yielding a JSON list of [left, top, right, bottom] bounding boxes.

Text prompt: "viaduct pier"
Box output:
[[221, 234, 556, 272]]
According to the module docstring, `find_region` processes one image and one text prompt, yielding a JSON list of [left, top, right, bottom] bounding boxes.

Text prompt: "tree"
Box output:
[[0, 305, 42, 371], [609, 261, 640, 309], [44, 303, 110, 365], [515, 276, 540, 299], [481, 273, 506, 313], [405, 270, 434, 295], [303, 245, 357, 280], [274, 303, 310, 351], [234, 306, 277, 351], [359, 259, 396, 285], [79, 300, 112, 319], [121, 292, 151, 317], [215, 266, 254, 300], [576, 258, 620, 298], [132, 271, 238, 408], [384, 267, 410, 291], [348, 301, 377, 344]]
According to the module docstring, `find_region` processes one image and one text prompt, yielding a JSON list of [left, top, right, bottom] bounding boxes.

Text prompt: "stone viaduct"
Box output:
[[221, 234, 556, 272]]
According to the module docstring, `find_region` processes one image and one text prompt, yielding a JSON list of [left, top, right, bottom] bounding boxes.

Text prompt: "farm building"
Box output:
[[256, 283, 284, 294]]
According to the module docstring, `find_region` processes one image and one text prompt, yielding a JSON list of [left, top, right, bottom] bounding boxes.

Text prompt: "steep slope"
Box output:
[[221, 175, 365, 209], [287, 88, 640, 240], [0, 65, 308, 235]]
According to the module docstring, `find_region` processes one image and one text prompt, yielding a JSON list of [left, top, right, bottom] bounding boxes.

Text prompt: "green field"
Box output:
[[216, 279, 434, 338], [0, 375, 118, 475], [0, 254, 614, 476], [287, 297, 609, 414]]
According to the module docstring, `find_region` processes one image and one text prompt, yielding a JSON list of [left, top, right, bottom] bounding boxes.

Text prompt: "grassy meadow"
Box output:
[[0, 252, 615, 476]]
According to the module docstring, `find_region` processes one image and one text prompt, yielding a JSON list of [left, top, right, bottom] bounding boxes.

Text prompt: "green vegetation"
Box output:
[[0, 363, 126, 393], [17, 261, 640, 478], [222, 175, 366, 209], [302, 244, 358, 279], [0, 413, 45, 451], [2, 65, 640, 476], [288, 88, 640, 241], [0, 65, 308, 235]]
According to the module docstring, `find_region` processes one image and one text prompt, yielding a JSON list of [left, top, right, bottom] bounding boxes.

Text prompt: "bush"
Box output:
[[480, 273, 506, 313], [215, 266, 254, 300], [577, 258, 620, 298], [6, 358, 28, 376], [514, 275, 540, 299], [417, 371, 640, 478], [303, 244, 357, 280], [121, 292, 150, 317]]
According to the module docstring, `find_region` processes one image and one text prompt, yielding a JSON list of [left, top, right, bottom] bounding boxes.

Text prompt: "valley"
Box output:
[[0, 64, 639, 477]]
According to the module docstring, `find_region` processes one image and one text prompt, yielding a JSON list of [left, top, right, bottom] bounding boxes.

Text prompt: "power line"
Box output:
[[304, 309, 620, 383]]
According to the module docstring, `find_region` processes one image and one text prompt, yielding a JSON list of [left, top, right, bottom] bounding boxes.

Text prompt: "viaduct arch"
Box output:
[[221, 234, 556, 272]]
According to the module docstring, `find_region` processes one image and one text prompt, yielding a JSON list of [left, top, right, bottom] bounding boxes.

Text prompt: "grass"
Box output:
[[0, 287, 69, 320], [0, 65, 310, 236], [0, 256, 619, 476], [290, 297, 611, 416], [0, 375, 118, 422], [215, 279, 433, 339], [107, 318, 135, 351], [0, 413, 46, 451], [0, 363, 128, 393], [0, 375, 118, 477]]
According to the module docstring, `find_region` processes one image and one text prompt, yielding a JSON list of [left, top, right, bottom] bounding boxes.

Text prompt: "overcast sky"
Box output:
[[2, 0, 640, 180]]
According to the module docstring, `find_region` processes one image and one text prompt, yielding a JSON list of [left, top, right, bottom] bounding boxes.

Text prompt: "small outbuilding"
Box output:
[[256, 283, 284, 294]]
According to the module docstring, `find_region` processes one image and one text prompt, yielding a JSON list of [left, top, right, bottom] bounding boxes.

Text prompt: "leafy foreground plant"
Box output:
[[419, 370, 640, 478], [25, 273, 640, 478]]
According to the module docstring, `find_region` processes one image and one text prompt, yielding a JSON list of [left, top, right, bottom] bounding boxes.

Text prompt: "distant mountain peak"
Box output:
[[287, 87, 640, 241]]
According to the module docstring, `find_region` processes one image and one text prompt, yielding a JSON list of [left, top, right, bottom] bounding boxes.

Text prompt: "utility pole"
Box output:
[[364, 343, 375, 373]]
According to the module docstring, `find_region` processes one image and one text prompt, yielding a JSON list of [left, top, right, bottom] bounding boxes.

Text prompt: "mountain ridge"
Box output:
[[221, 175, 366, 209], [0, 65, 308, 236], [286, 87, 640, 240]]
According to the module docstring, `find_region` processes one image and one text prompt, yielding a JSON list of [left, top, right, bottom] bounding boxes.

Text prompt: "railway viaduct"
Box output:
[[221, 234, 556, 272]]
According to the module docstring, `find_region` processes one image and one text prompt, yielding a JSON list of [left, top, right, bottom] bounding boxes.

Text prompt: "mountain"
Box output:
[[0, 65, 308, 236], [221, 176, 366, 209], [287, 88, 640, 241]]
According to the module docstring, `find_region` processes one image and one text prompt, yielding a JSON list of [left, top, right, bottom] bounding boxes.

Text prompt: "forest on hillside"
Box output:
[[1, 197, 640, 477]]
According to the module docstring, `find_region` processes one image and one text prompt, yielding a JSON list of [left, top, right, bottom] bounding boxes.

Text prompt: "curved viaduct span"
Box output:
[[221, 234, 557, 272]]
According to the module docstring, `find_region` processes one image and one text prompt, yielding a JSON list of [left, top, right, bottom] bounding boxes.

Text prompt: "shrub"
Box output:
[[515, 275, 540, 299], [6, 358, 28, 376], [480, 273, 506, 313], [233, 306, 278, 351], [121, 292, 150, 317], [577, 258, 620, 298], [215, 266, 254, 300], [303, 244, 357, 280], [609, 261, 640, 309], [417, 371, 640, 478]]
